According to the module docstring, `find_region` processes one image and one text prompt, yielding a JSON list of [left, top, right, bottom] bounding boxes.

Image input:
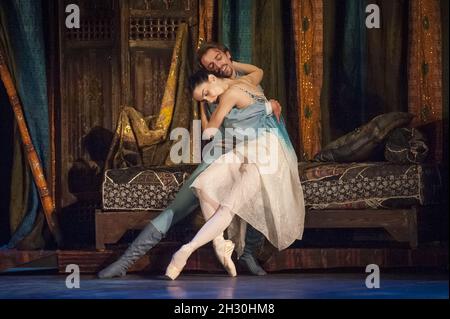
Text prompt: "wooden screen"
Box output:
[[55, 0, 197, 213]]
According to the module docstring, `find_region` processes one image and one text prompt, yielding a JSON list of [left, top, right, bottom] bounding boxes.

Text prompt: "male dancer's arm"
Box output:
[[232, 61, 263, 86]]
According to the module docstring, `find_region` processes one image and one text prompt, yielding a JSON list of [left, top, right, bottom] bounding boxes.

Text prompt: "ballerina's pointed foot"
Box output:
[[165, 263, 182, 281], [214, 239, 237, 277], [165, 244, 193, 280]]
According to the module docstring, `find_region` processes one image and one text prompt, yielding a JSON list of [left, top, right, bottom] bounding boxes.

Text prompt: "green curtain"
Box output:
[[322, 0, 409, 142], [324, 0, 367, 139], [252, 0, 287, 119], [251, 0, 299, 155], [366, 0, 409, 117], [321, 0, 335, 145], [282, 1, 300, 157], [217, 0, 298, 155], [0, 0, 49, 249], [218, 0, 253, 63]]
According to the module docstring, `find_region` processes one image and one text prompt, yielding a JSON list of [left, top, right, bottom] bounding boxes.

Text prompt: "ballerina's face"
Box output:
[[192, 74, 225, 104]]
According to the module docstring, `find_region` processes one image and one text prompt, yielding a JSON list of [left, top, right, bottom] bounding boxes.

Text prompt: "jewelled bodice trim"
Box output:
[[235, 86, 268, 104]]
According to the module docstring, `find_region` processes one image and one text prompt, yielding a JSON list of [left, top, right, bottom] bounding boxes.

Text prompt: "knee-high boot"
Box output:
[[239, 224, 267, 276], [98, 222, 164, 278]]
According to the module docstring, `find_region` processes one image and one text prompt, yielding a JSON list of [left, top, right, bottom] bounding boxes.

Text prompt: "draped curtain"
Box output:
[[408, 0, 443, 162], [321, 0, 443, 162], [198, 0, 216, 46], [0, 0, 49, 249], [252, 0, 301, 155], [321, 0, 409, 146], [252, 0, 287, 125], [291, 0, 323, 160], [218, 0, 253, 63], [217, 0, 298, 156]]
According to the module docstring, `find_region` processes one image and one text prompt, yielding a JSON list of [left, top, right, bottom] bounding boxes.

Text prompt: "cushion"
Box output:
[[314, 112, 414, 162], [102, 165, 197, 211], [384, 128, 429, 164], [102, 162, 441, 211], [298, 162, 441, 210]]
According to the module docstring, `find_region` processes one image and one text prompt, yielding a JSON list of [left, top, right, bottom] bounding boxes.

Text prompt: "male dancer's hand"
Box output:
[[269, 99, 282, 123]]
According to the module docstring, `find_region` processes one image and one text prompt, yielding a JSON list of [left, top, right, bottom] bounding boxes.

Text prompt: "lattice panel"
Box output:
[[129, 17, 185, 40], [131, 0, 192, 11], [66, 18, 115, 41]]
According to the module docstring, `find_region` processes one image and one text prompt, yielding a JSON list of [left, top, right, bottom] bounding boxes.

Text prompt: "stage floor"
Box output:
[[0, 272, 448, 299]]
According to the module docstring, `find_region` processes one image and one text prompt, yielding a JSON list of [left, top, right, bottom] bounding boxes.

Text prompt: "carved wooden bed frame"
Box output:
[[95, 206, 422, 251]]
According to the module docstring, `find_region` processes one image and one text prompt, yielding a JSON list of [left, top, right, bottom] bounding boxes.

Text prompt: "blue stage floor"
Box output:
[[0, 272, 448, 299]]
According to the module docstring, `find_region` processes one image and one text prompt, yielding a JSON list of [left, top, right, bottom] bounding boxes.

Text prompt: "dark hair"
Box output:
[[196, 42, 231, 69], [188, 69, 211, 94]]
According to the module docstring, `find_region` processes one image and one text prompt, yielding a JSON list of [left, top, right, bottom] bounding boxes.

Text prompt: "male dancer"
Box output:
[[98, 43, 281, 278]]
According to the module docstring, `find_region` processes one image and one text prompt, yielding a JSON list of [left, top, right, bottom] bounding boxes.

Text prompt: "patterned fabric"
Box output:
[[299, 162, 441, 210], [291, 0, 323, 160], [103, 165, 197, 211], [408, 0, 443, 162], [198, 0, 215, 46], [384, 128, 429, 164], [314, 112, 414, 162], [102, 162, 441, 211]]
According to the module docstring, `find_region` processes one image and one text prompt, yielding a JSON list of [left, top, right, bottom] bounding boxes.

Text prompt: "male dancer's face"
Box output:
[[200, 48, 234, 78]]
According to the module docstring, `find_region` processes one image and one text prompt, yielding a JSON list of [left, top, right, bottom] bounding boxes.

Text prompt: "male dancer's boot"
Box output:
[[238, 224, 267, 276], [98, 222, 164, 278], [97, 163, 210, 279]]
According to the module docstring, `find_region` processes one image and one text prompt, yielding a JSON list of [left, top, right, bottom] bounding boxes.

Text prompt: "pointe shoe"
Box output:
[[165, 244, 192, 280], [165, 263, 182, 281], [213, 239, 237, 277]]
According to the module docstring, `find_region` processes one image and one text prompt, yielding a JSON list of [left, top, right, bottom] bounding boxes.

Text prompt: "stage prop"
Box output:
[[0, 51, 62, 246]]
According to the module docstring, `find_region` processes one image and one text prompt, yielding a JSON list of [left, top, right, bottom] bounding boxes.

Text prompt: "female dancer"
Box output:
[[165, 65, 305, 280]]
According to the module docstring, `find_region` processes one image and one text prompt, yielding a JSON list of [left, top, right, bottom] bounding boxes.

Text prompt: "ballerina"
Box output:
[[165, 66, 305, 280]]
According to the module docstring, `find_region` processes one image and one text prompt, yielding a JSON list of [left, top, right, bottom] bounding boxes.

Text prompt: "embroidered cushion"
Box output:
[[314, 112, 414, 162]]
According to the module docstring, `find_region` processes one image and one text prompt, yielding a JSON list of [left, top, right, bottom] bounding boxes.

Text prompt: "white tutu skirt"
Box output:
[[190, 131, 305, 256]]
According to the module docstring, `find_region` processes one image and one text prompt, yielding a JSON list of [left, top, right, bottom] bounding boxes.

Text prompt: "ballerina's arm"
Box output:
[[203, 89, 240, 138]]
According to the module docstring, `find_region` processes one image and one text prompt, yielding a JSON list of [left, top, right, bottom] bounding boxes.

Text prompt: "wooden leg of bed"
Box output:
[[384, 208, 418, 249], [95, 210, 130, 251], [95, 210, 159, 251], [95, 210, 106, 251], [305, 208, 419, 248]]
